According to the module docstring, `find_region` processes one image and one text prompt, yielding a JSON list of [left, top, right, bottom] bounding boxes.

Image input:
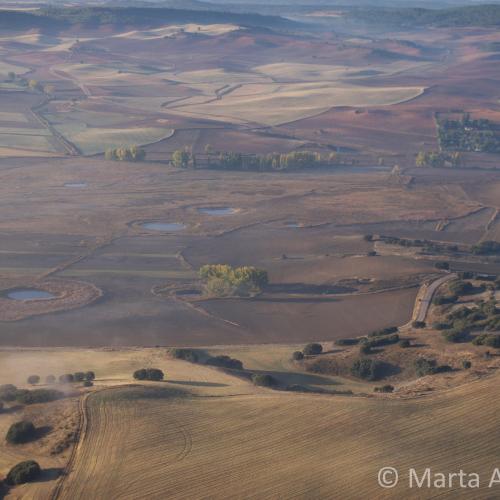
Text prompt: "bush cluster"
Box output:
[[170, 348, 199, 363], [0, 384, 18, 402], [415, 358, 453, 376], [6, 460, 41, 485], [302, 343, 323, 356], [16, 389, 64, 405], [205, 355, 243, 370], [350, 358, 386, 381], [199, 264, 268, 297], [104, 145, 146, 162], [6, 421, 36, 444], [133, 368, 164, 381], [361, 334, 400, 353], [472, 333, 500, 348], [471, 240, 500, 255], [368, 326, 398, 338]]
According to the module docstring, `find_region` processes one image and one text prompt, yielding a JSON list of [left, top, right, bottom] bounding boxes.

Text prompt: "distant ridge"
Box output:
[[0, 6, 300, 31], [348, 4, 500, 27]]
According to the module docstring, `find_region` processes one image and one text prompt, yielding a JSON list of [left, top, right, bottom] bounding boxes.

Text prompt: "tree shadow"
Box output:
[[252, 296, 341, 303], [1, 404, 23, 414], [34, 425, 53, 440], [265, 283, 357, 295], [167, 380, 229, 388], [252, 370, 342, 387], [36, 467, 64, 483]]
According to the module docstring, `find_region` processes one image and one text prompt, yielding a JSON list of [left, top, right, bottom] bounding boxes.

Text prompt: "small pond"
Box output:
[[197, 207, 237, 216], [64, 182, 88, 188], [142, 222, 186, 232], [7, 289, 55, 301]]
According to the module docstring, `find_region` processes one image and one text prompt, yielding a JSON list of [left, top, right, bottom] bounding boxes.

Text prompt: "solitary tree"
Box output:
[[303, 343, 323, 356], [6, 460, 41, 485], [27, 375, 40, 386]]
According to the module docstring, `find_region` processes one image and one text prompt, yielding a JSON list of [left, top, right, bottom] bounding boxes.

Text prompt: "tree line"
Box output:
[[171, 147, 338, 172]]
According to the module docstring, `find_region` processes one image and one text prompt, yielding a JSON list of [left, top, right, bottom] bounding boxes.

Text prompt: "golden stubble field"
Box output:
[[1, 347, 500, 499], [0, 347, 499, 499]]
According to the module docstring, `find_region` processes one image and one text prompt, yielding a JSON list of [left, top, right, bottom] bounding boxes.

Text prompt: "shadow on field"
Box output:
[[34, 425, 53, 440], [253, 370, 342, 387], [252, 297, 341, 303], [36, 467, 64, 483], [167, 380, 229, 388], [265, 283, 357, 295], [1, 404, 23, 414]]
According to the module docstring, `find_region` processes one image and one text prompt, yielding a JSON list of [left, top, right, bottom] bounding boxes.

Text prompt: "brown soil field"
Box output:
[[0, 154, 498, 346]]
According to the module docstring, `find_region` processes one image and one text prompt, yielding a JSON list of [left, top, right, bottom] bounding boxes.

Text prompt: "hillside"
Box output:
[[0, 6, 298, 31], [349, 4, 500, 27]]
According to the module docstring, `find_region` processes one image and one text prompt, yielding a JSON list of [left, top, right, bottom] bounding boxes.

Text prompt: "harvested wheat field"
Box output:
[[55, 371, 500, 499]]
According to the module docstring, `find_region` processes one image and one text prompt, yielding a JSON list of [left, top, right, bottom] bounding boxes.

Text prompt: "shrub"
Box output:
[[442, 329, 469, 343], [85, 371, 95, 381], [369, 326, 398, 337], [170, 348, 199, 363], [59, 374, 74, 384], [484, 335, 500, 348], [0, 384, 18, 402], [412, 321, 426, 329], [351, 359, 386, 381], [414, 357, 437, 376], [252, 374, 276, 387], [449, 280, 473, 296], [471, 240, 500, 255], [473, 333, 500, 348], [433, 322, 451, 330], [6, 460, 41, 485], [435, 262, 450, 270], [462, 360, 472, 369], [359, 343, 372, 355], [374, 385, 394, 393], [74, 372, 86, 382], [362, 334, 400, 350], [399, 339, 411, 348], [335, 338, 360, 346], [433, 295, 457, 306], [303, 343, 323, 356], [205, 355, 243, 370], [16, 389, 64, 405], [133, 368, 164, 381], [83, 380, 93, 387], [27, 375, 40, 385], [45, 375, 56, 384], [0, 400, 3, 412], [292, 351, 304, 361], [6, 421, 36, 444]]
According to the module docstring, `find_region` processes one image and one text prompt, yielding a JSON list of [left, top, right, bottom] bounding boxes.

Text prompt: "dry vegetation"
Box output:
[[0, 6, 499, 499]]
